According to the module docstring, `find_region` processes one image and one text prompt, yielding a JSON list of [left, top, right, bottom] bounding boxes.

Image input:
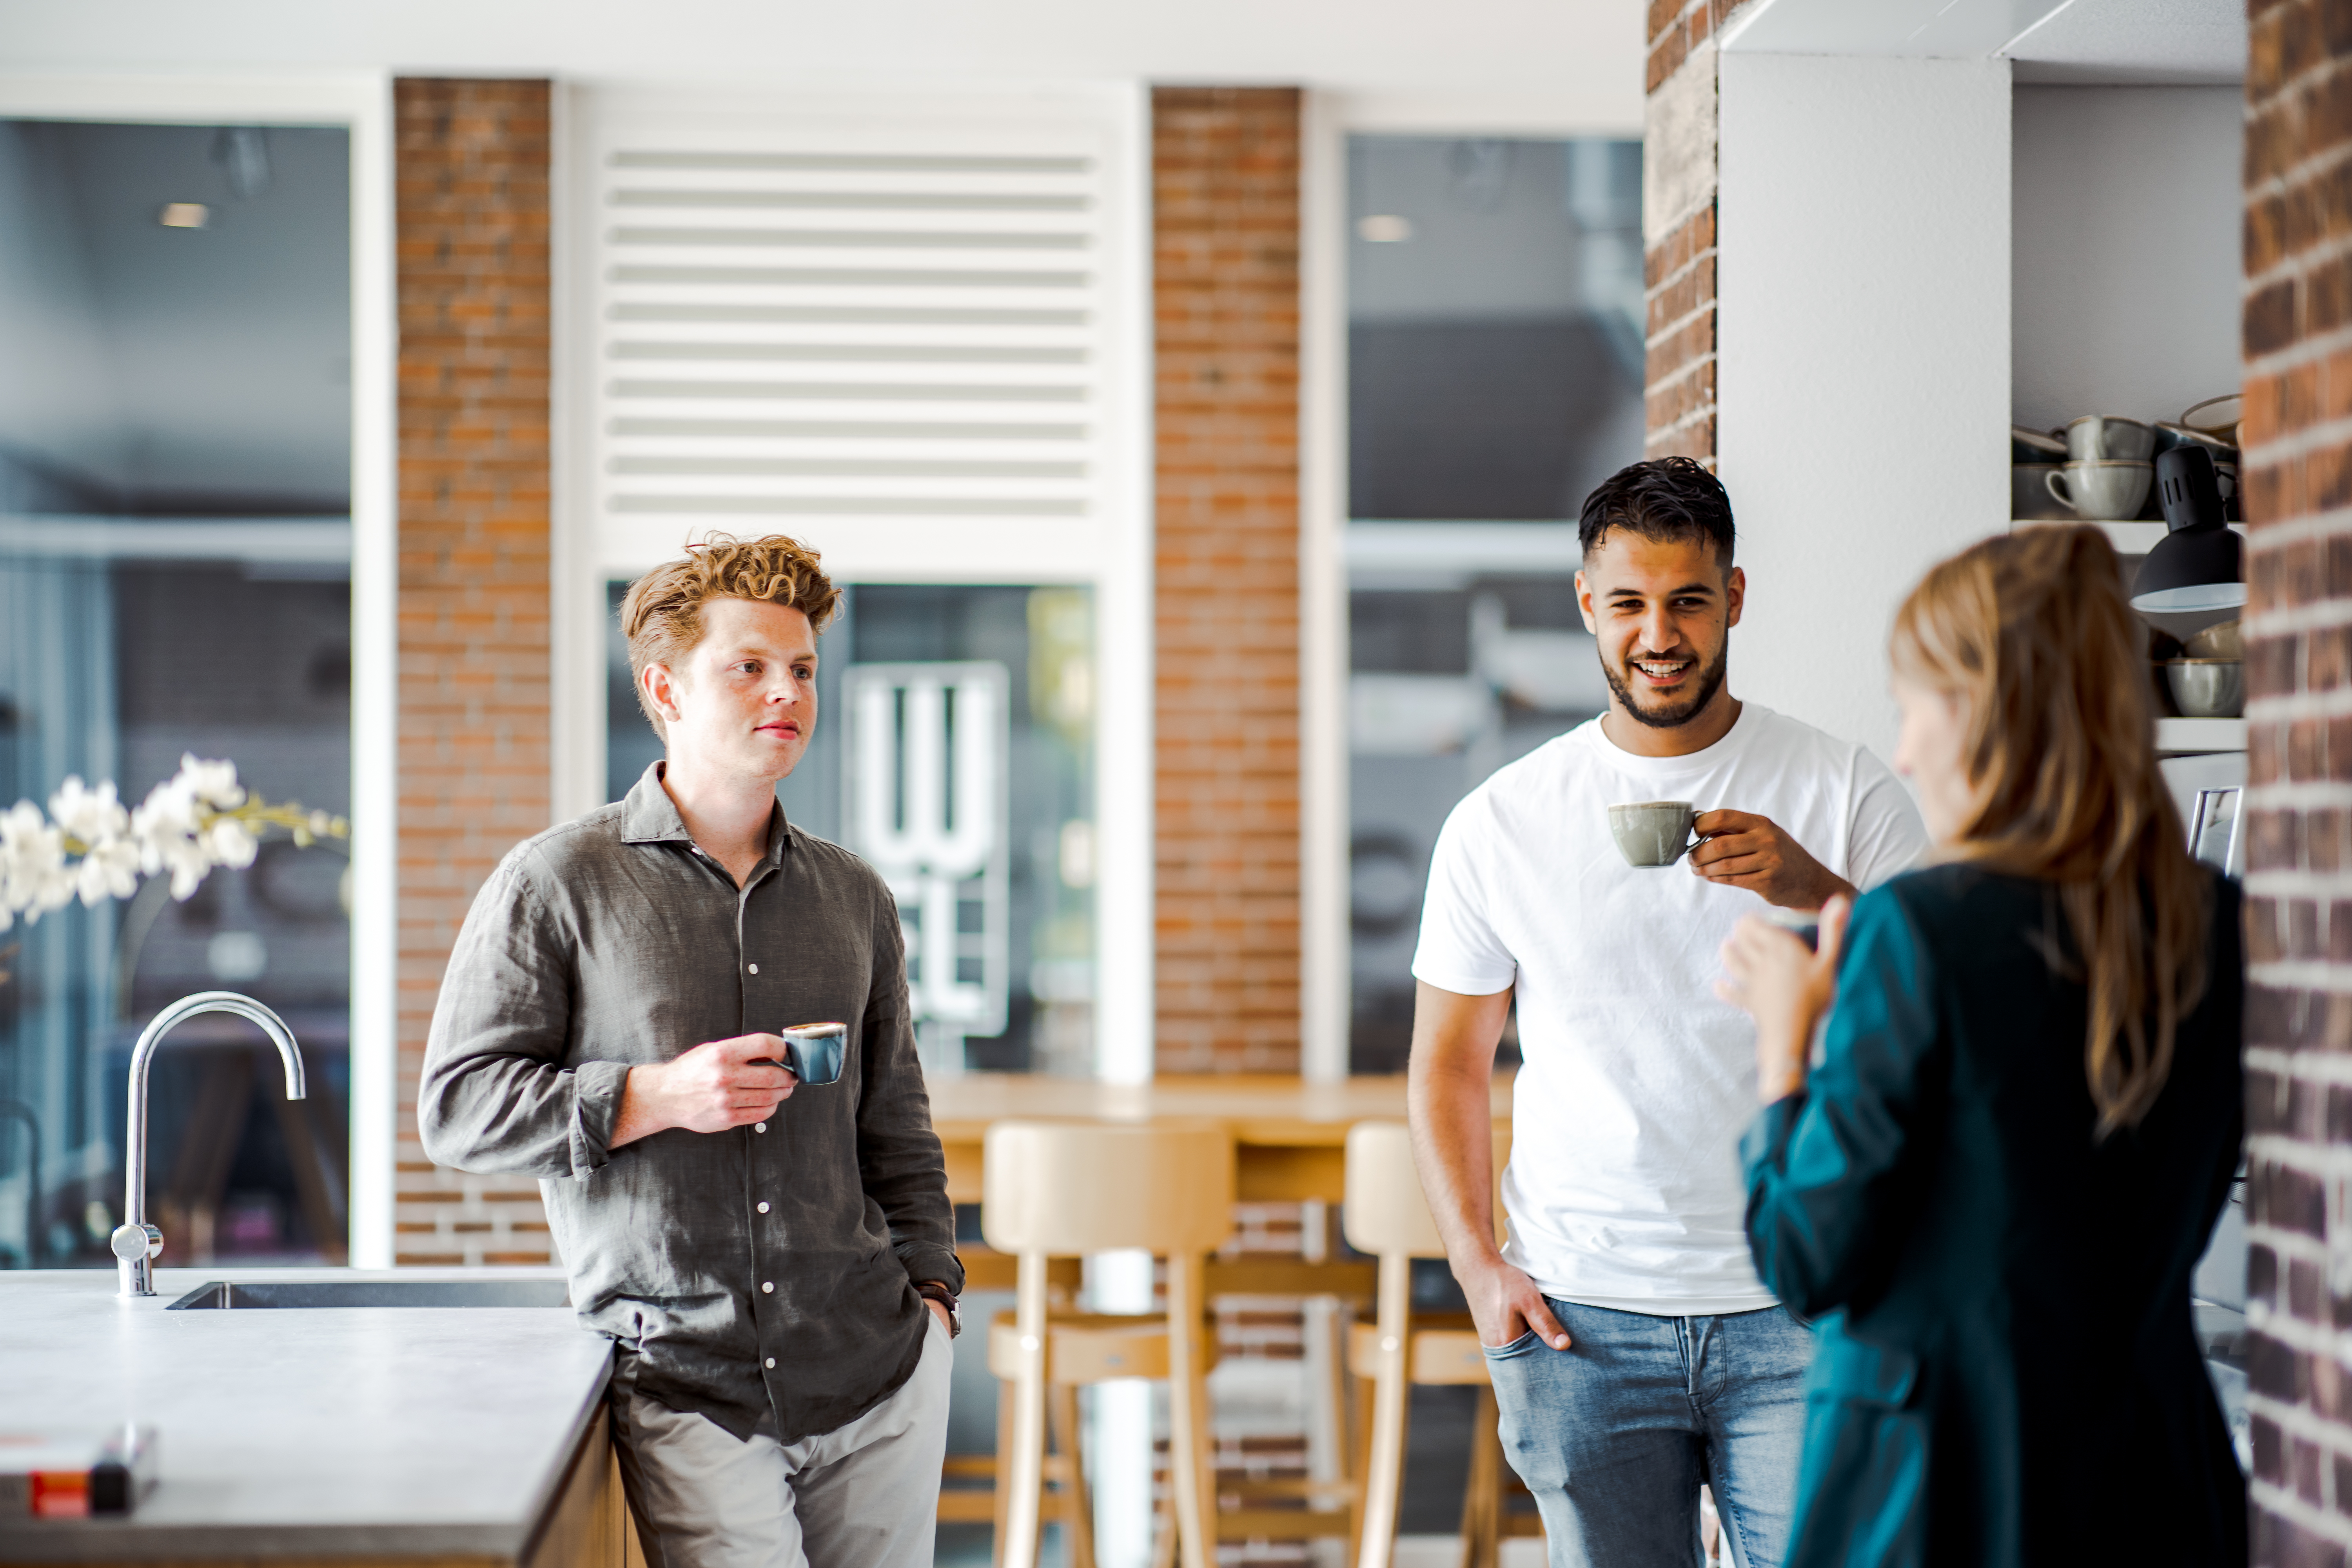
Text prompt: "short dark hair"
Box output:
[[1577, 456, 1736, 565]]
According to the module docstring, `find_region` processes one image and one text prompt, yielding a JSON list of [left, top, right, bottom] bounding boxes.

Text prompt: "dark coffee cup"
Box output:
[[778, 1022, 847, 1086], [1757, 905, 1822, 951]]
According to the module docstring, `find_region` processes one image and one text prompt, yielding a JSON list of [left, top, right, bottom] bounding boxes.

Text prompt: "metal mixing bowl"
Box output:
[[2165, 659, 2245, 719]]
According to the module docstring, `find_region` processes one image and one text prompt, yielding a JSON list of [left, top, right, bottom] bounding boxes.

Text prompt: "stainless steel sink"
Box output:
[[167, 1278, 571, 1309]]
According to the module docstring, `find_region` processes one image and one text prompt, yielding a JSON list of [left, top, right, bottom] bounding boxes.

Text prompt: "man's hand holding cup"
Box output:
[[614, 1033, 798, 1147]]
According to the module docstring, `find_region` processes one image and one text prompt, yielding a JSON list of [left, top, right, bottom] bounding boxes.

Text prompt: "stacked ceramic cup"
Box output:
[[2163, 617, 2244, 718], [2045, 415, 2156, 520], [2013, 396, 2241, 525]]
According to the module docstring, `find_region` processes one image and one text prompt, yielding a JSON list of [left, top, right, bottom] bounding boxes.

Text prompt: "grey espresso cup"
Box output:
[[2046, 460, 2153, 522], [1608, 800, 1703, 868], [777, 1021, 848, 1086], [2063, 414, 2158, 461]]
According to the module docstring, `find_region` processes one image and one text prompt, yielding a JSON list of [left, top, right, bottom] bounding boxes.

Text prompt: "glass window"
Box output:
[[1346, 136, 1643, 1073], [0, 120, 356, 1263], [606, 580, 1094, 1076]]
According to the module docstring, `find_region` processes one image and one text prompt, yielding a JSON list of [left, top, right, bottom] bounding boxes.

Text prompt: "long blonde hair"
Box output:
[[1889, 526, 2209, 1136]]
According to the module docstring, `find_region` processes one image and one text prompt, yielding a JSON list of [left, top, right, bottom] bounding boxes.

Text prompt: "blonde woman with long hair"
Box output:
[[1716, 525, 2244, 1566]]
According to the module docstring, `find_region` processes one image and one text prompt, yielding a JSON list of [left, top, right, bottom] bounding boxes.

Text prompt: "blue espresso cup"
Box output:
[[777, 1022, 847, 1086]]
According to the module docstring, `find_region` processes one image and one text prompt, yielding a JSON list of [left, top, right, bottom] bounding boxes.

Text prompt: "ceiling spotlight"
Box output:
[[158, 203, 210, 229], [1357, 214, 1415, 243]]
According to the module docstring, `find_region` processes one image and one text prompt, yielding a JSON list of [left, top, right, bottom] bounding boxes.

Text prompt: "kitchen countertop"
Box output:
[[0, 1267, 612, 1562]]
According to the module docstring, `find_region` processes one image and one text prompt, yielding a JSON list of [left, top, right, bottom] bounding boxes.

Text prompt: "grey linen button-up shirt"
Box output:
[[418, 763, 963, 1444]]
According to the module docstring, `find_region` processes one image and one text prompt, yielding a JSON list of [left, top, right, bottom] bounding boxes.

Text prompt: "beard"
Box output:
[[1600, 641, 1730, 730]]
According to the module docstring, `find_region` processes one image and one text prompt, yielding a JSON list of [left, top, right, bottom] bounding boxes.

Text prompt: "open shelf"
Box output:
[[2158, 717, 2245, 755], [2010, 521, 2249, 552]]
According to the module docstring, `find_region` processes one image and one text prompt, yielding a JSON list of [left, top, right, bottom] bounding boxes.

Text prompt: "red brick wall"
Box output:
[[2243, 0, 2352, 1551], [392, 79, 555, 1265], [1152, 87, 1303, 1076], [1642, 0, 1744, 463], [1646, 205, 1718, 462]]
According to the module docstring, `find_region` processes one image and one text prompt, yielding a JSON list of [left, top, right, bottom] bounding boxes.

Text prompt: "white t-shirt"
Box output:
[[1412, 701, 1928, 1314]]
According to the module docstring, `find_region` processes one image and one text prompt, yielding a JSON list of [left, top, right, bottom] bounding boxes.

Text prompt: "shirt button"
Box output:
[[755, 1122, 767, 1133], [765, 1357, 776, 1370], [762, 1281, 774, 1293], [757, 1201, 770, 1214], [748, 963, 759, 974]]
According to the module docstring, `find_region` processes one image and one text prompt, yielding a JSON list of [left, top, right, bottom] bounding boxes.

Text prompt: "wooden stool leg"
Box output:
[[1049, 1382, 1096, 1568], [1348, 1372, 1376, 1568], [1458, 1386, 1503, 1568], [999, 1252, 1052, 1568], [1164, 1251, 1217, 1568], [991, 1371, 1017, 1568], [1356, 1252, 1413, 1568]]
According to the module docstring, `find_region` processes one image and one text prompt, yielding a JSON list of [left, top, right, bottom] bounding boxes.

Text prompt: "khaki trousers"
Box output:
[[612, 1316, 951, 1568]]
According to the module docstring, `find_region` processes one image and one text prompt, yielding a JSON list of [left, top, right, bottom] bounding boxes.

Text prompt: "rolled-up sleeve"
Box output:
[[853, 890, 964, 1294], [419, 853, 626, 1179]]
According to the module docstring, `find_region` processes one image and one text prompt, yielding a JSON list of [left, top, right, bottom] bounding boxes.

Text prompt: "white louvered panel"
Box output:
[[592, 126, 1114, 556]]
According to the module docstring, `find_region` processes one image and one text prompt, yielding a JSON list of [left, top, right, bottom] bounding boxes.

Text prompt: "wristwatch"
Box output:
[[914, 1280, 962, 1338]]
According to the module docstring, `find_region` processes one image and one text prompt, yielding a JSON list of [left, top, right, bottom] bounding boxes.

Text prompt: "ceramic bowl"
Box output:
[[2013, 426, 2068, 463], [2184, 619, 2243, 660], [2181, 393, 2243, 446], [2154, 421, 2237, 459], [2165, 659, 2245, 719]]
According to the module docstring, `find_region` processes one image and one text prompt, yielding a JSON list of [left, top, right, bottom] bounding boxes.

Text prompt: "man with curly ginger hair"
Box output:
[[421, 534, 963, 1568]]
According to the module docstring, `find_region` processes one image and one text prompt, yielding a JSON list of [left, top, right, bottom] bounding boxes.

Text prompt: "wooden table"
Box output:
[[929, 1072, 1511, 1207]]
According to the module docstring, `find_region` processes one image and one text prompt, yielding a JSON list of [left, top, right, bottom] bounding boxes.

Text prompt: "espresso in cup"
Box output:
[[1608, 801, 1704, 868]]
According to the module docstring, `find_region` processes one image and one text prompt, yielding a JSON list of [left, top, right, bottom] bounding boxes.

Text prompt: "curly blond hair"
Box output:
[[619, 533, 840, 739]]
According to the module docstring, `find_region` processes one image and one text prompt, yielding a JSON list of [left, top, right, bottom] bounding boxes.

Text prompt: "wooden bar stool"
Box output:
[[982, 1119, 1236, 1568], [936, 1249, 1084, 1529], [1343, 1119, 1531, 1568]]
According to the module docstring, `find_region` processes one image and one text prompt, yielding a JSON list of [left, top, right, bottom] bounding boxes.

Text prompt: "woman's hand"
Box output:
[[1715, 895, 1852, 1103]]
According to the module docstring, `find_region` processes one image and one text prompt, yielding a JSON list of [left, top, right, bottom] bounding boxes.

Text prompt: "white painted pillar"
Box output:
[[1715, 52, 2012, 768]]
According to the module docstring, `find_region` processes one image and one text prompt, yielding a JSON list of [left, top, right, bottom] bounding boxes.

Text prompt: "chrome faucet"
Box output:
[[111, 992, 305, 1298]]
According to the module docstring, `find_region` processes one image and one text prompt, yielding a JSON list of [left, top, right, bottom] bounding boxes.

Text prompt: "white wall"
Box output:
[[2011, 84, 2242, 432], [1718, 53, 2012, 768]]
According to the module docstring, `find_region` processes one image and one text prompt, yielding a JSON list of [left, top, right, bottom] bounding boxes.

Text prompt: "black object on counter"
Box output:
[[2132, 446, 2247, 613]]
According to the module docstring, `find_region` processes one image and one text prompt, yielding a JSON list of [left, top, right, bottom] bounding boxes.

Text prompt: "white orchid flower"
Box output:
[[203, 819, 257, 870], [179, 755, 245, 810], [0, 757, 341, 929]]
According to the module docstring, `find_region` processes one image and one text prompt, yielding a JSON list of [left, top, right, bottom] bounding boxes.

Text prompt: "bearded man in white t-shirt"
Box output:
[[1408, 457, 1926, 1568]]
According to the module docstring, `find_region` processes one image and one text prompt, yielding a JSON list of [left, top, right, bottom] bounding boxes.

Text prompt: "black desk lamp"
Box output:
[[2130, 446, 2245, 613]]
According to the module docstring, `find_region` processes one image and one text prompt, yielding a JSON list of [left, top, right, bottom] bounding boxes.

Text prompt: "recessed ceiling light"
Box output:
[[1357, 214, 1415, 243], [158, 203, 209, 229]]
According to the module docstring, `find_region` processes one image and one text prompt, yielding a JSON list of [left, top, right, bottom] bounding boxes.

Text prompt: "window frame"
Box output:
[[0, 72, 399, 1264], [552, 80, 1155, 1083]]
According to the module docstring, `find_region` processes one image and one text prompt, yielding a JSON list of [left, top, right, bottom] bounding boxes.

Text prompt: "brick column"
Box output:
[[2242, 2, 2352, 1554], [1642, 2, 1744, 461], [1152, 87, 1303, 1075], [392, 80, 554, 1265]]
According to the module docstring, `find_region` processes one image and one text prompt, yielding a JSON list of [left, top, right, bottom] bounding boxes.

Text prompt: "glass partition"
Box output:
[[0, 120, 355, 1263], [607, 579, 1095, 1076], [1345, 136, 1643, 1071]]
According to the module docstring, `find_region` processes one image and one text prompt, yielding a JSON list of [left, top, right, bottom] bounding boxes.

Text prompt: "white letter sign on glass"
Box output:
[[844, 662, 1010, 1075]]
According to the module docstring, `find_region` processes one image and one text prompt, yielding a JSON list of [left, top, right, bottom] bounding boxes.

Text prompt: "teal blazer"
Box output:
[[1741, 864, 2244, 1566]]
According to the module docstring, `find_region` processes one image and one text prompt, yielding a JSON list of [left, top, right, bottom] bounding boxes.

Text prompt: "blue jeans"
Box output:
[[1481, 1299, 1813, 1568]]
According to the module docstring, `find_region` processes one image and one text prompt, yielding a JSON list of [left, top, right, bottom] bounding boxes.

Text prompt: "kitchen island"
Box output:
[[1, 1268, 627, 1568]]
